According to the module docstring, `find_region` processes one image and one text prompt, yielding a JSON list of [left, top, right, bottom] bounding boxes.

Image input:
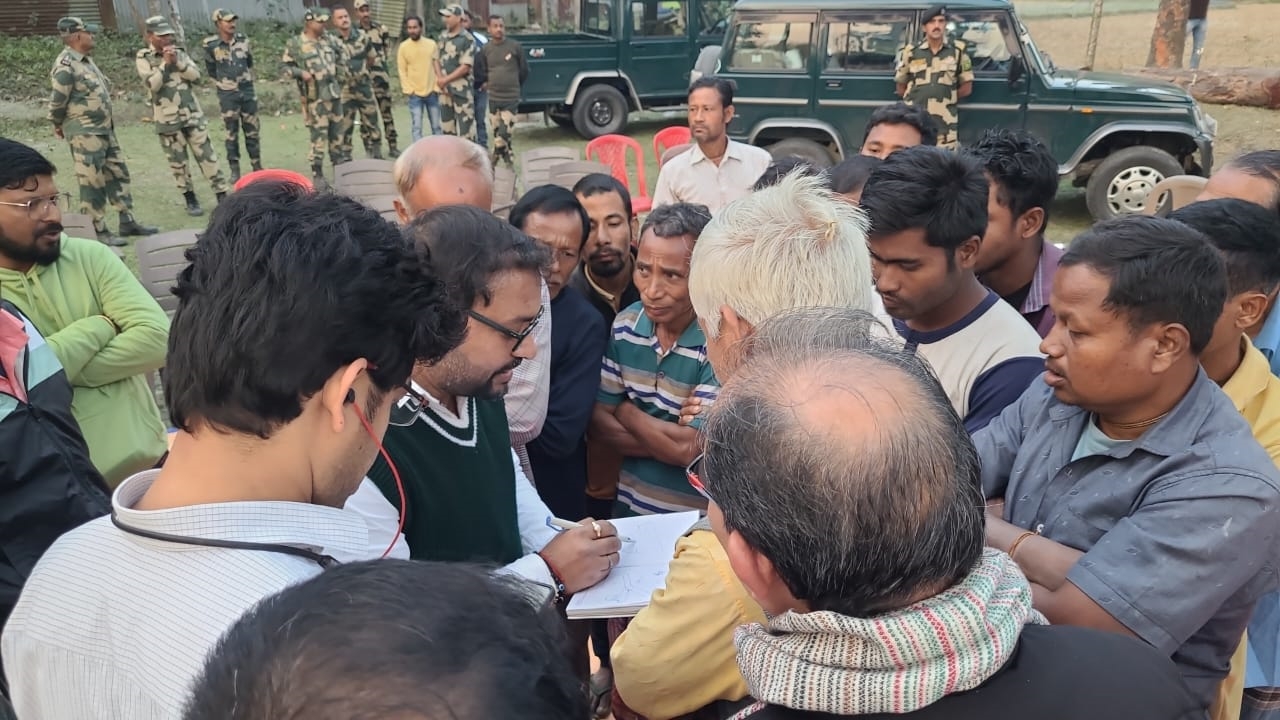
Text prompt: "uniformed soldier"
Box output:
[[283, 9, 345, 185], [894, 6, 973, 150], [332, 6, 384, 160], [481, 15, 528, 168], [202, 9, 262, 182], [49, 17, 157, 246], [354, 0, 399, 157], [137, 16, 230, 217], [436, 4, 477, 142]]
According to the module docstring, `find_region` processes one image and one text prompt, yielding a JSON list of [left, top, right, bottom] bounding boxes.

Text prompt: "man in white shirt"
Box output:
[[393, 134, 551, 479], [344, 205, 621, 597], [0, 181, 466, 719], [652, 77, 772, 214]]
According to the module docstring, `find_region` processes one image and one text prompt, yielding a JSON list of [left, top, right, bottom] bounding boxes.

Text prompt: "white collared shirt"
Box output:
[[651, 139, 774, 213], [1, 470, 370, 720]]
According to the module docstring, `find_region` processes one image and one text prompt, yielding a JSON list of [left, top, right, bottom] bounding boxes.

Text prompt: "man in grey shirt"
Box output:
[[977, 215, 1280, 711]]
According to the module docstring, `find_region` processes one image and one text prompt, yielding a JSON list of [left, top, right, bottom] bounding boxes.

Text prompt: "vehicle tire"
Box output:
[[572, 84, 630, 139], [767, 138, 836, 168], [1085, 146, 1184, 220]]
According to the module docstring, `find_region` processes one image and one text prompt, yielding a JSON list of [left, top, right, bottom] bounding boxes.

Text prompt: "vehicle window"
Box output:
[[945, 11, 1021, 73], [583, 0, 612, 34], [822, 12, 912, 72], [699, 0, 732, 35], [726, 19, 814, 72], [632, 0, 687, 37]]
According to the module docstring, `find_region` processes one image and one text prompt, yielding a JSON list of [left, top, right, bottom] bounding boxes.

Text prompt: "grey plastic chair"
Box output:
[[332, 159, 397, 203], [519, 146, 578, 192], [548, 160, 613, 190], [134, 230, 199, 319]]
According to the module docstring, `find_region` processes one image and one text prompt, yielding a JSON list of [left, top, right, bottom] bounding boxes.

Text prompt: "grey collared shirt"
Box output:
[[976, 369, 1280, 708]]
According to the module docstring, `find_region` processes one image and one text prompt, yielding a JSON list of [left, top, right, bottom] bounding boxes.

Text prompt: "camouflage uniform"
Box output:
[[358, 13, 399, 154], [135, 44, 230, 196], [482, 37, 529, 168], [202, 29, 261, 177], [436, 30, 477, 141], [49, 46, 142, 236], [895, 39, 973, 149], [336, 27, 384, 160], [283, 30, 345, 174]]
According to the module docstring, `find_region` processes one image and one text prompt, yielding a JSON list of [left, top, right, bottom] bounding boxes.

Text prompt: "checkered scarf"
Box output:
[[732, 549, 1045, 717]]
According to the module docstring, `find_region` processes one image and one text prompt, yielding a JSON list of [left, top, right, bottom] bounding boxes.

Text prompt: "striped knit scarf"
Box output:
[[732, 549, 1045, 717]]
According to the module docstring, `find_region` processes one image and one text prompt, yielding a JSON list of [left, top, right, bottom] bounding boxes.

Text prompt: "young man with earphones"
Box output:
[[344, 205, 623, 601], [1, 181, 465, 720]]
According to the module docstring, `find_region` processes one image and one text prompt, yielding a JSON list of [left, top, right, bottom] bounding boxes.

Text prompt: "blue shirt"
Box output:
[[1254, 307, 1280, 377]]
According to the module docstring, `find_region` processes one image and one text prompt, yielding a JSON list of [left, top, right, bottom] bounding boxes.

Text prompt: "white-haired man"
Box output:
[[610, 170, 880, 719], [389, 135, 550, 479]]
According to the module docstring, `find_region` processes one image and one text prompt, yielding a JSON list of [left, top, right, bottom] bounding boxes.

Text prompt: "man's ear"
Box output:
[[723, 529, 778, 611], [955, 235, 982, 270], [1150, 323, 1192, 375], [717, 305, 754, 347], [1017, 207, 1046, 239], [319, 359, 370, 433], [394, 197, 411, 226], [1238, 291, 1272, 331]]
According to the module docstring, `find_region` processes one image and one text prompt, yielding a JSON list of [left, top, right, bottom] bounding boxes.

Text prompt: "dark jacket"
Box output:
[[0, 301, 111, 633]]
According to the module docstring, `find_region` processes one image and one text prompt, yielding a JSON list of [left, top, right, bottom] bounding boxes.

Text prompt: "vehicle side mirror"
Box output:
[[1008, 56, 1026, 88]]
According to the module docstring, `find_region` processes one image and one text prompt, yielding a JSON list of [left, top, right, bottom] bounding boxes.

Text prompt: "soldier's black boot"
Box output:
[[311, 166, 327, 190], [118, 213, 157, 237], [228, 160, 241, 184], [251, 159, 263, 172], [95, 224, 127, 247], [369, 145, 384, 160], [184, 191, 204, 217]]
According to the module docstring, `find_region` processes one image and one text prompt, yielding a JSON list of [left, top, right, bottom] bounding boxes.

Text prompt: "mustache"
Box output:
[[38, 222, 64, 236]]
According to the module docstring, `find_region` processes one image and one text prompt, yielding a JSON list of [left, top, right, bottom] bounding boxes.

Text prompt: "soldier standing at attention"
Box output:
[[354, 0, 399, 157], [283, 9, 345, 186], [436, 4, 477, 142], [481, 15, 528, 169], [202, 9, 262, 183], [137, 16, 230, 217], [894, 5, 973, 150], [49, 17, 157, 246], [332, 6, 384, 161]]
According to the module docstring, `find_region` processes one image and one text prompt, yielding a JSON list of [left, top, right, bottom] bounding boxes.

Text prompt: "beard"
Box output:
[[437, 353, 524, 402], [588, 248, 627, 278], [0, 222, 63, 266]]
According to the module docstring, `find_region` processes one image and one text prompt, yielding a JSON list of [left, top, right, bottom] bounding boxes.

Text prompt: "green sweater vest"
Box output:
[[367, 395, 523, 564]]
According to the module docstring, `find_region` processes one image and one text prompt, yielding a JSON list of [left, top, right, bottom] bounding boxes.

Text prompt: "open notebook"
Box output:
[[566, 510, 701, 620]]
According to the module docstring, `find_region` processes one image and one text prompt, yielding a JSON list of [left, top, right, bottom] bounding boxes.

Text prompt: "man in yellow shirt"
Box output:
[[1172, 198, 1280, 720], [610, 170, 878, 718], [396, 15, 440, 140]]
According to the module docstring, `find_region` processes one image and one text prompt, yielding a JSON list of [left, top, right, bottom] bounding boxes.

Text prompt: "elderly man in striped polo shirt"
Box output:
[[590, 202, 718, 517]]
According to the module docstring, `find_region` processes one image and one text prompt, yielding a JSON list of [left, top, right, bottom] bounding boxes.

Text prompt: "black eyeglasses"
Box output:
[[389, 383, 429, 427], [0, 193, 71, 218], [468, 304, 544, 354]]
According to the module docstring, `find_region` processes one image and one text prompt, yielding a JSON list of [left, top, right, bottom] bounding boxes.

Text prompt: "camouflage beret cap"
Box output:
[[212, 8, 238, 22], [304, 8, 332, 22], [354, 0, 370, 8], [57, 17, 101, 34], [438, 4, 465, 17], [145, 15, 177, 35]]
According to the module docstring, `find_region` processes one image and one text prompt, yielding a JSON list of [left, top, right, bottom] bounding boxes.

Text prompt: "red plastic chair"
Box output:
[[585, 134, 653, 215], [653, 125, 692, 166]]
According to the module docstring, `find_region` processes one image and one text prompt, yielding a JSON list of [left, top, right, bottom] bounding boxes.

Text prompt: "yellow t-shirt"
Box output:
[[396, 36, 438, 97]]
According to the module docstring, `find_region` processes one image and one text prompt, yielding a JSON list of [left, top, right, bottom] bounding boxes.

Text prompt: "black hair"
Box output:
[[688, 76, 735, 107], [509, 185, 591, 250], [829, 154, 882, 196], [403, 204, 551, 310], [184, 560, 588, 720], [1061, 214, 1226, 354], [966, 128, 1059, 234], [859, 145, 988, 252], [1226, 150, 1280, 214], [488, 13, 503, 21], [862, 103, 937, 147], [0, 138, 57, 192], [640, 202, 712, 242], [1172, 198, 1280, 296], [752, 157, 827, 192], [167, 183, 465, 438], [404, 14, 423, 28], [572, 172, 633, 218]]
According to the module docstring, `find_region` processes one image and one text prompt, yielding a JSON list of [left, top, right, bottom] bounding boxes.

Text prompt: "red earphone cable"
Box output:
[[352, 405, 408, 559]]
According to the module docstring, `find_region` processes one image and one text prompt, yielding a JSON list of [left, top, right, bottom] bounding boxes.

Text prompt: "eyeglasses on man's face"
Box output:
[[686, 452, 712, 502], [467, 304, 544, 354], [0, 193, 71, 219]]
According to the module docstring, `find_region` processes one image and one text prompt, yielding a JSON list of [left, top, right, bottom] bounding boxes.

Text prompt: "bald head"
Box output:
[[703, 335, 984, 618], [394, 136, 494, 222]]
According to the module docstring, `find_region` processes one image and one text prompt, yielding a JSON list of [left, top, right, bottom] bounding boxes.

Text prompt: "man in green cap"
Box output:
[[202, 9, 262, 183], [894, 5, 973, 150], [355, 0, 399, 157], [436, 3, 477, 142], [332, 5, 384, 161], [137, 16, 230, 217], [282, 9, 345, 185], [49, 17, 157, 246]]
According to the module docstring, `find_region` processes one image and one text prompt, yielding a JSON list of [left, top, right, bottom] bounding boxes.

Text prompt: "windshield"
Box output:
[[700, 0, 731, 34], [1015, 17, 1054, 75]]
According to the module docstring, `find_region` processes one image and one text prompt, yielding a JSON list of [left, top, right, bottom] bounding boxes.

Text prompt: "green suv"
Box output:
[[715, 0, 1217, 219]]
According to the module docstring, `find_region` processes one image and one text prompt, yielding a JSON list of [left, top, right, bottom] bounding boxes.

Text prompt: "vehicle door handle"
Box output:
[[530, 48, 545, 58], [825, 80, 843, 89]]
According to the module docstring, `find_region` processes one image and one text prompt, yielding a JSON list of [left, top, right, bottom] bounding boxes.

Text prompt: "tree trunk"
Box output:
[[1146, 0, 1188, 68], [167, 0, 186, 44], [1126, 66, 1280, 109]]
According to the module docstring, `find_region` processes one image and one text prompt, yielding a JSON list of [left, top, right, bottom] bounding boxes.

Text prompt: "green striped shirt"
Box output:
[[598, 301, 719, 516]]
